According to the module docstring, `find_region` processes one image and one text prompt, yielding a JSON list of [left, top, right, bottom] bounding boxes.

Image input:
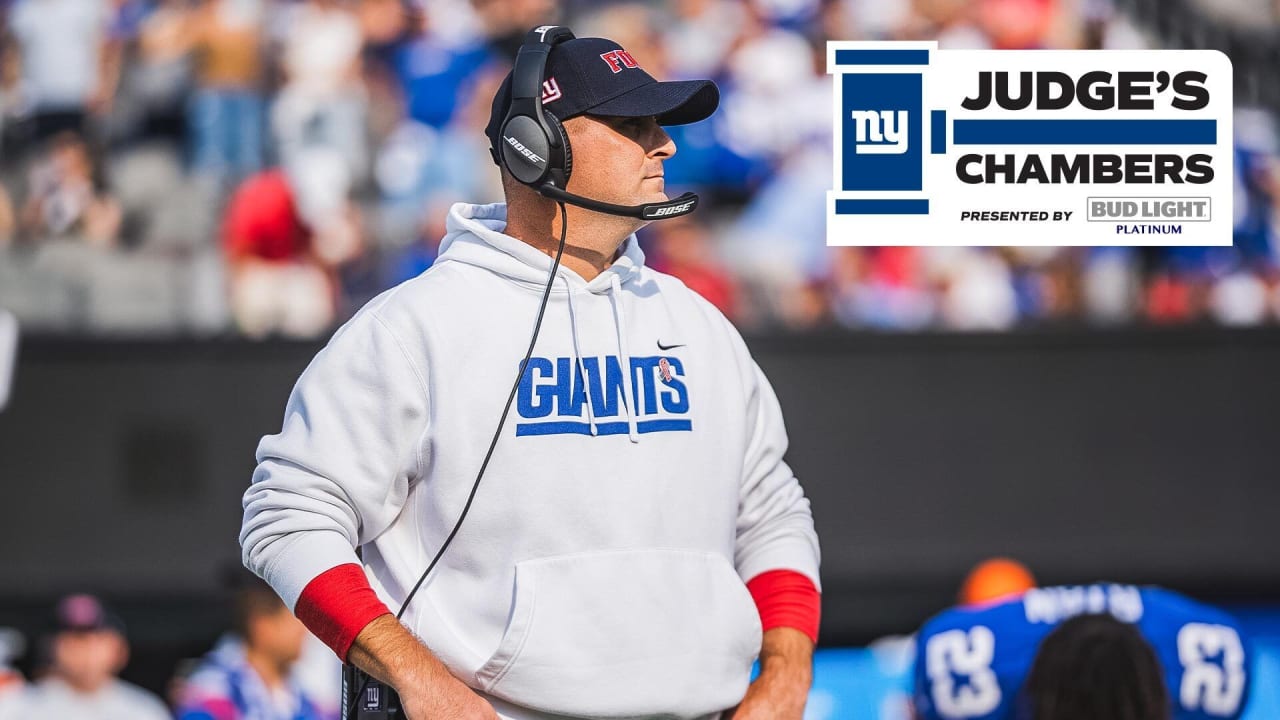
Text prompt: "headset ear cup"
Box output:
[[546, 113, 572, 182]]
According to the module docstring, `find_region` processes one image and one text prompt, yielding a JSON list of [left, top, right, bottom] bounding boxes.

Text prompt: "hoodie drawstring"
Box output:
[[609, 274, 640, 443], [563, 277, 598, 436]]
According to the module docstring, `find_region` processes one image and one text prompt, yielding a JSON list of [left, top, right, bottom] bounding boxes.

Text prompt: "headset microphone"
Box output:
[[535, 184, 699, 220]]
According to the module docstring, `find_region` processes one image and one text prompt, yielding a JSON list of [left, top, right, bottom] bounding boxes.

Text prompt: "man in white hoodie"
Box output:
[[241, 27, 821, 720]]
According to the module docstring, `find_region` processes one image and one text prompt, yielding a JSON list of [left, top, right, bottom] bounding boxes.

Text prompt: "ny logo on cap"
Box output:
[[600, 50, 640, 74], [541, 77, 562, 103]]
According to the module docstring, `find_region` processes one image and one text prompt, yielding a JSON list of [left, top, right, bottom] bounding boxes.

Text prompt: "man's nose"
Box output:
[[649, 126, 676, 159]]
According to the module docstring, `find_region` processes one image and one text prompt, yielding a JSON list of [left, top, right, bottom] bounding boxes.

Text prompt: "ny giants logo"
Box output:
[[600, 49, 640, 74], [541, 77, 562, 104], [851, 110, 909, 155]]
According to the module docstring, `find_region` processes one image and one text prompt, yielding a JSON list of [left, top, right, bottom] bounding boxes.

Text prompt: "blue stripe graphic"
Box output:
[[835, 199, 929, 215], [637, 419, 693, 433], [931, 110, 947, 154], [834, 49, 929, 66], [516, 419, 693, 436], [952, 119, 1216, 145]]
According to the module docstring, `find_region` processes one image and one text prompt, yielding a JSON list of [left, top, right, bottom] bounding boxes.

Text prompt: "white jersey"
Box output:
[[0, 676, 170, 720], [241, 201, 821, 719]]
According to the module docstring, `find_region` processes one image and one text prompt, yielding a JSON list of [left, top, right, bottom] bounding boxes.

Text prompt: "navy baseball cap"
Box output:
[[486, 36, 720, 166], [53, 594, 125, 635]]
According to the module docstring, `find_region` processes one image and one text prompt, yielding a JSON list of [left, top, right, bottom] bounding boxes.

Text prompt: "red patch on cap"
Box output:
[[600, 49, 640, 74]]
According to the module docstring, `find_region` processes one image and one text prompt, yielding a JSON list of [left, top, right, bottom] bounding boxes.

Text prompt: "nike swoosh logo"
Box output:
[[656, 341, 686, 351]]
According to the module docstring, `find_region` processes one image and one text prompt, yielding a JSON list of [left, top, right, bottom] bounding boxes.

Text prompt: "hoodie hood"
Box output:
[[438, 202, 645, 294], [438, 201, 649, 442]]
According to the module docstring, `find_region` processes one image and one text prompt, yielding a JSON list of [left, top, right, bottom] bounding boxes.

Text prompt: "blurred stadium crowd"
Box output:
[[0, 0, 1278, 337], [0, 584, 346, 720]]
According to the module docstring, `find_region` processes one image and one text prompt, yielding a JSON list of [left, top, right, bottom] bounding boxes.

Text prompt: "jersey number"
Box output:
[[1178, 623, 1246, 717], [925, 626, 1002, 719]]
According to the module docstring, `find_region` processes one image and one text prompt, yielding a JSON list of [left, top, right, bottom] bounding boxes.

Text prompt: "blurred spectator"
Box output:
[[829, 247, 935, 330], [0, 594, 170, 720], [0, 186, 14, 245], [662, 0, 745, 78], [382, 196, 447, 286], [392, 12, 497, 131], [646, 214, 738, 319], [7, 0, 118, 143], [222, 150, 362, 338], [174, 575, 327, 720], [1081, 248, 1141, 324], [976, 0, 1059, 49], [113, 0, 195, 146], [469, 0, 556, 59], [957, 557, 1037, 606], [287, 635, 340, 720], [0, 15, 21, 149], [1144, 270, 1196, 323], [0, 628, 25, 701], [272, 0, 367, 180], [932, 247, 1020, 330], [374, 63, 505, 262], [719, 18, 822, 161], [19, 132, 122, 246], [900, 0, 989, 47], [186, 0, 266, 187]]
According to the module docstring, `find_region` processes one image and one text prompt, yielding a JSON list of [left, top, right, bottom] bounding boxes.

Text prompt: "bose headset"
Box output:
[[342, 25, 699, 718], [498, 25, 701, 220]]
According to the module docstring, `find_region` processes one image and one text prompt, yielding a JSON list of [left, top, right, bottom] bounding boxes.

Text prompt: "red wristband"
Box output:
[[745, 569, 821, 644], [295, 564, 392, 661]]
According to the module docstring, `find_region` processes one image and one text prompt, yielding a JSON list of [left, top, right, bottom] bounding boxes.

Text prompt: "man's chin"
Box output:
[[642, 189, 670, 205], [576, 190, 670, 216]]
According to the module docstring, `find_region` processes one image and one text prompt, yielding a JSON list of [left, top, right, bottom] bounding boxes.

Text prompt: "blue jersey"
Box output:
[[175, 636, 331, 720], [913, 585, 1250, 720]]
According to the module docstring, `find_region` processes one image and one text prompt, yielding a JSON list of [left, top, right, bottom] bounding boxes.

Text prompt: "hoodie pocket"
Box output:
[[474, 548, 762, 718]]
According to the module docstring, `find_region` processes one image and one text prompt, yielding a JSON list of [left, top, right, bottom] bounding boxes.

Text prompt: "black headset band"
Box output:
[[508, 27, 575, 136]]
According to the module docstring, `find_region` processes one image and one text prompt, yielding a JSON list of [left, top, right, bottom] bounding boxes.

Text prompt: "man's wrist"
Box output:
[[756, 653, 812, 694], [755, 627, 814, 693], [759, 652, 812, 676], [349, 614, 438, 689]]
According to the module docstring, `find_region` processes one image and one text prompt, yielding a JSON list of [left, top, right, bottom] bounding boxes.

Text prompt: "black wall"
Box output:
[[1, 329, 1278, 661]]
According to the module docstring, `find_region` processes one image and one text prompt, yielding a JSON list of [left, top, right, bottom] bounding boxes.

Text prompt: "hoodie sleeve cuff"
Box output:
[[745, 569, 821, 645], [295, 564, 392, 661]]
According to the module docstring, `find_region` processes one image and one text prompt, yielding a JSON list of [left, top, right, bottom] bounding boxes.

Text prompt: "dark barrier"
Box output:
[[1, 328, 1278, 658]]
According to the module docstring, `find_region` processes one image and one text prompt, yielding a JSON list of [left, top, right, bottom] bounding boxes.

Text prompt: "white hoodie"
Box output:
[[241, 202, 821, 720]]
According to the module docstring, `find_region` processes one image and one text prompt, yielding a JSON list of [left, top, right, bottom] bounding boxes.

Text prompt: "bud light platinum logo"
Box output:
[[827, 42, 1233, 246]]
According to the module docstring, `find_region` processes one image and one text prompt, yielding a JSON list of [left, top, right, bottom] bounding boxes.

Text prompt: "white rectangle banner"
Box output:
[[826, 44, 1233, 246]]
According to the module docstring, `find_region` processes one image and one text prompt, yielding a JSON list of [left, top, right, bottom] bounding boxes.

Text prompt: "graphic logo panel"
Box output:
[[841, 73, 923, 192]]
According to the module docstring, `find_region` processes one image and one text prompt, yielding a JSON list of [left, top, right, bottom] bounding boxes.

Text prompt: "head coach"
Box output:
[[240, 25, 821, 720]]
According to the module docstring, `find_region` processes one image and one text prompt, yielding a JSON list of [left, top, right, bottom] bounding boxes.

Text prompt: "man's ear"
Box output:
[[108, 632, 129, 674]]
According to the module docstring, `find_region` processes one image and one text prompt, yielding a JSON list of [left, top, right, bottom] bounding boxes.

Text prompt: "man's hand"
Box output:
[[725, 627, 814, 720], [348, 615, 498, 720]]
